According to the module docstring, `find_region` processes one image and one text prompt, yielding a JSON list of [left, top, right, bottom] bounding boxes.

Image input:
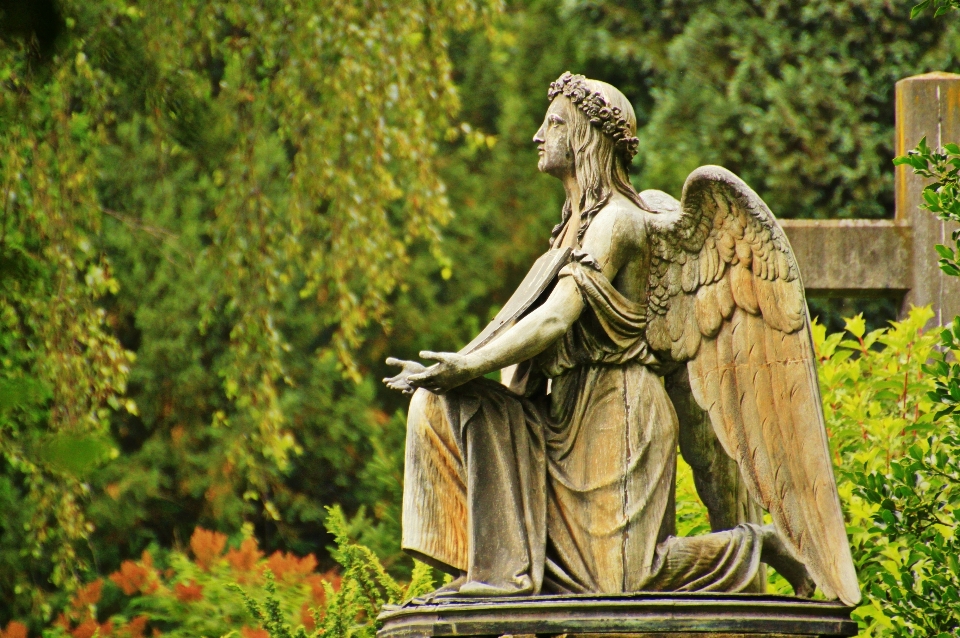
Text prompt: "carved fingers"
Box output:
[[382, 357, 428, 395], [405, 351, 472, 394]]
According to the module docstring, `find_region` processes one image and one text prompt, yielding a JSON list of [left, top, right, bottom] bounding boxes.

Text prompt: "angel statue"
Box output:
[[383, 71, 861, 606]]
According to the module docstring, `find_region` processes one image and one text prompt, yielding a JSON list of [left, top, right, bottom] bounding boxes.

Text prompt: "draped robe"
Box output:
[[401, 230, 764, 595]]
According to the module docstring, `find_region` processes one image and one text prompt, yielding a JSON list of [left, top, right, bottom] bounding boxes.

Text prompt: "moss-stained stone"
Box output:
[[378, 593, 858, 638]]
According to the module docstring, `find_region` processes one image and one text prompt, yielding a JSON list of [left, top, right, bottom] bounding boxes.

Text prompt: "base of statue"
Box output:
[[377, 592, 858, 638]]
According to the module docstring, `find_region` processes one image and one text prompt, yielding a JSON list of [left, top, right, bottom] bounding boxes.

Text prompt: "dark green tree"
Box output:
[[0, 0, 492, 620]]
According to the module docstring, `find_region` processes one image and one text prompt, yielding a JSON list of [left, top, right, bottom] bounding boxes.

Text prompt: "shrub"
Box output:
[[811, 306, 960, 635], [15, 506, 428, 638], [13, 308, 956, 637]]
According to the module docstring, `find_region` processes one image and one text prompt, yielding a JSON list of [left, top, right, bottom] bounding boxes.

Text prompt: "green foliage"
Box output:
[[927, 316, 960, 419], [894, 136, 960, 278], [870, 4, 960, 627], [851, 433, 960, 635], [26, 506, 432, 638], [811, 307, 960, 635], [531, 0, 959, 221], [234, 572, 313, 638], [878, 47, 960, 630], [892, 137, 960, 423], [44, 526, 321, 638], [910, 0, 960, 19], [674, 457, 710, 539], [0, 6, 136, 612], [805, 302, 960, 636], [815, 308, 939, 471], [1, 0, 492, 617], [234, 507, 434, 638]]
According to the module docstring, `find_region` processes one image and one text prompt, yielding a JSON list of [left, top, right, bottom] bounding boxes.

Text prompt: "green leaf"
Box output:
[[844, 314, 866, 339], [0, 378, 48, 415], [911, 0, 932, 18], [34, 434, 114, 476]]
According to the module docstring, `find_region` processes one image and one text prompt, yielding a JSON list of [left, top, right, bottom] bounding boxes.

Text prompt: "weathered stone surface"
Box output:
[[384, 73, 859, 617], [772, 73, 960, 326], [896, 72, 960, 324], [778, 220, 912, 297], [377, 594, 858, 638]]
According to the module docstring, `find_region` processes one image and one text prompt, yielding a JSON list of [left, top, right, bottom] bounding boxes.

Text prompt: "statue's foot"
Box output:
[[411, 573, 534, 602], [456, 578, 534, 596], [760, 525, 816, 598], [419, 574, 467, 600]]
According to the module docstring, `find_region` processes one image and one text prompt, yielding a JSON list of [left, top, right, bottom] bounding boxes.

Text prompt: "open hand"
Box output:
[[383, 358, 428, 395], [406, 351, 473, 394]]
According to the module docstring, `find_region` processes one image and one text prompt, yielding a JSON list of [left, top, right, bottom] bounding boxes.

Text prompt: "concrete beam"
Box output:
[[779, 219, 912, 298], [774, 72, 960, 324]]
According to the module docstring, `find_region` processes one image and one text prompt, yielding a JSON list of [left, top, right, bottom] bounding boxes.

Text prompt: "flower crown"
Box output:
[[547, 72, 640, 161]]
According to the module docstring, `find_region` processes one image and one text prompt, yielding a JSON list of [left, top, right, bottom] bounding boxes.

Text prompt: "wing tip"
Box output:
[[816, 562, 862, 607], [837, 582, 862, 607]]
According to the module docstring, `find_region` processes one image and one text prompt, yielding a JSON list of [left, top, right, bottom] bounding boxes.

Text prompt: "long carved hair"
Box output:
[[549, 79, 648, 247]]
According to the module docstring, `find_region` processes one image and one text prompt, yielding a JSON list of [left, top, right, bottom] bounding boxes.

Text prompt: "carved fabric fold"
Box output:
[[402, 261, 766, 596], [537, 261, 656, 378]]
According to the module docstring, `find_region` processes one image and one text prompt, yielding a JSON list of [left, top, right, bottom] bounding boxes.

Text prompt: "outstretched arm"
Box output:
[[384, 198, 641, 394], [404, 276, 584, 393]]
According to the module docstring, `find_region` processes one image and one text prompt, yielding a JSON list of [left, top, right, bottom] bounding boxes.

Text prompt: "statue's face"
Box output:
[[533, 98, 574, 179]]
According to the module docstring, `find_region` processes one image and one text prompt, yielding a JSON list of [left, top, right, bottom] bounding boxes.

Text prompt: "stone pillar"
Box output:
[[897, 72, 960, 326]]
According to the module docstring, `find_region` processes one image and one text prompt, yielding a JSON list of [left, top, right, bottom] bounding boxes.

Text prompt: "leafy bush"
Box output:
[[861, 55, 960, 632], [235, 511, 435, 638], [851, 431, 960, 636], [816, 308, 938, 479], [799, 306, 960, 635], [12, 506, 430, 638]]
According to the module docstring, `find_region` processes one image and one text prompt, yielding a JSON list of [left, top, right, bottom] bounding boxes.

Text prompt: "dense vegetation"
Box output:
[[0, 309, 947, 637], [2, 0, 960, 635]]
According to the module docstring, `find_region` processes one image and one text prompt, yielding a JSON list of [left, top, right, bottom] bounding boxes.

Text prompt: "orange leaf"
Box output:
[[110, 561, 151, 596], [190, 527, 227, 570], [72, 580, 103, 609], [225, 538, 263, 573], [1, 621, 28, 638], [173, 581, 204, 603]]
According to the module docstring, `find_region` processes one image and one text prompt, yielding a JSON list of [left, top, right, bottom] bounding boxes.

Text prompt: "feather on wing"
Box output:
[[644, 166, 860, 605]]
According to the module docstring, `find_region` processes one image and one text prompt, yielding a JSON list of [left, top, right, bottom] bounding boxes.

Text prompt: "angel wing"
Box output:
[[643, 166, 861, 606]]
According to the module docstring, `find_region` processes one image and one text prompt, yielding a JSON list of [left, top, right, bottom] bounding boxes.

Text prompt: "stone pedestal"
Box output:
[[377, 593, 858, 638]]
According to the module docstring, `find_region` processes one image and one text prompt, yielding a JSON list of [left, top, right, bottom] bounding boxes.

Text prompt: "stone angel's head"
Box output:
[[534, 73, 644, 244], [534, 73, 639, 181]]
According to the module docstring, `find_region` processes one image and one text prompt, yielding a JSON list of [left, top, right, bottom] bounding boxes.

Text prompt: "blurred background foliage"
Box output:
[[1, 0, 958, 631]]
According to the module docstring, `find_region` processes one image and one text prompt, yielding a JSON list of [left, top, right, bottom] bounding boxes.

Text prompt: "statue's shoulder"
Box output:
[[638, 188, 681, 216], [636, 188, 683, 236], [597, 193, 648, 224], [592, 193, 649, 247]]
